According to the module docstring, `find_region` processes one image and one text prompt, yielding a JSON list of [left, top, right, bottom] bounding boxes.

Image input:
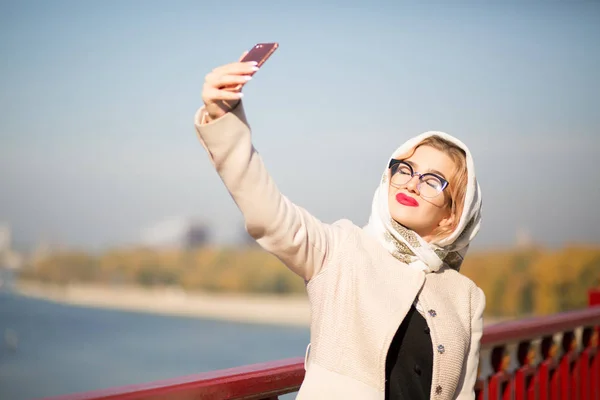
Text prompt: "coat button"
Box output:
[[424, 327, 430, 334], [428, 309, 437, 317], [414, 364, 422, 375], [437, 344, 445, 354], [435, 385, 443, 395]]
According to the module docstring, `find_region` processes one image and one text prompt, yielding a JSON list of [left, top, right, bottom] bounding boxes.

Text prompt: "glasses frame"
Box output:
[[388, 159, 449, 198]]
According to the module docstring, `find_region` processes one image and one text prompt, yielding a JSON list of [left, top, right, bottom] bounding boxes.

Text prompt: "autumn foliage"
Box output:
[[18, 245, 600, 317]]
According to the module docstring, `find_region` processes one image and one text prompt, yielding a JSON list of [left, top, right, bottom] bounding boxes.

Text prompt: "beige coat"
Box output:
[[194, 104, 485, 399]]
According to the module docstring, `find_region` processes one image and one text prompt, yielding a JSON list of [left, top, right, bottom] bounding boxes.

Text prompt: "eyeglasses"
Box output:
[[388, 159, 449, 199]]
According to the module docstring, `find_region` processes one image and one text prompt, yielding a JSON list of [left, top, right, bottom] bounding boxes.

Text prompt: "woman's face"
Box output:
[[387, 145, 456, 242]]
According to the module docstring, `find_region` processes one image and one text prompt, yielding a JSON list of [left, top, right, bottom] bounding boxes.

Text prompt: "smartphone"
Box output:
[[218, 43, 278, 110], [241, 42, 279, 73]]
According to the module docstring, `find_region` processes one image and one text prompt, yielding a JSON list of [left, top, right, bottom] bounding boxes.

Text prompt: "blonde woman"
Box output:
[[195, 58, 485, 400]]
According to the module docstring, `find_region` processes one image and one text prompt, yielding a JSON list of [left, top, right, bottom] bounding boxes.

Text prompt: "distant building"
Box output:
[[0, 224, 11, 252], [0, 224, 23, 269], [140, 217, 211, 250], [185, 224, 211, 248], [515, 226, 535, 249]]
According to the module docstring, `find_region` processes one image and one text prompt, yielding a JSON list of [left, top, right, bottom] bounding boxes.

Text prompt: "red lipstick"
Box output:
[[396, 193, 419, 207]]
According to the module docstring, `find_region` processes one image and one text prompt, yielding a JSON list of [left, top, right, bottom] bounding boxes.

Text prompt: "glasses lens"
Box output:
[[419, 175, 444, 198], [390, 163, 413, 186]]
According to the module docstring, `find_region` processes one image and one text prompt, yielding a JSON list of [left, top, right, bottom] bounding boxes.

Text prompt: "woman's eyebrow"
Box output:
[[429, 169, 447, 180], [404, 160, 447, 179]]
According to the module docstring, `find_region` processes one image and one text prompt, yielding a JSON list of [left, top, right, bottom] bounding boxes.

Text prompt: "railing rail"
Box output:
[[481, 306, 600, 347], [46, 357, 305, 400], [45, 289, 600, 400]]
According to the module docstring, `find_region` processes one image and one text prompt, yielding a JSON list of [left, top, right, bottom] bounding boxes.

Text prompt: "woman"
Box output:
[[195, 58, 485, 400]]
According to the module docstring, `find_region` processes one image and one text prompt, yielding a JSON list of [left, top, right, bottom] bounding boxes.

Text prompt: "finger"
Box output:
[[206, 74, 252, 89], [238, 51, 249, 62], [204, 87, 244, 101], [213, 62, 258, 76], [218, 83, 243, 92]]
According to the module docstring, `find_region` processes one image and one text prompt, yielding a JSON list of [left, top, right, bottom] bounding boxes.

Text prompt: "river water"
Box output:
[[0, 287, 309, 400]]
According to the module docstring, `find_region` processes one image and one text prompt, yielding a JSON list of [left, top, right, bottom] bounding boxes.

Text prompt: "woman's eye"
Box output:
[[398, 166, 412, 175], [424, 178, 442, 189]]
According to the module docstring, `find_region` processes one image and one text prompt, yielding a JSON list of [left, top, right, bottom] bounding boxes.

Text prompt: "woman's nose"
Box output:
[[405, 175, 420, 193]]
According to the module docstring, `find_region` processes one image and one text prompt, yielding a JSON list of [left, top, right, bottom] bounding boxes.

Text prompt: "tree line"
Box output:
[[18, 244, 600, 317]]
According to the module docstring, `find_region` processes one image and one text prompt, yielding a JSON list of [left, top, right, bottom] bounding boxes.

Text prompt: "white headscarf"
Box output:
[[363, 131, 483, 273]]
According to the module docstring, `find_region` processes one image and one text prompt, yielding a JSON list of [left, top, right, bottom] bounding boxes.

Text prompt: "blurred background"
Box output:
[[1, 1, 599, 399]]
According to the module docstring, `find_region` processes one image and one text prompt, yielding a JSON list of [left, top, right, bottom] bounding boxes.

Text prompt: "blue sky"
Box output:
[[1, 1, 599, 250]]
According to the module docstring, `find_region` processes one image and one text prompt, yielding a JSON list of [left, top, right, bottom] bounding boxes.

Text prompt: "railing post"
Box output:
[[514, 341, 538, 400], [589, 326, 600, 400], [589, 288, 600, 400], [537, 336, 560, 400], [560, 331, 579, 399], [579, 327, 597, 400], [488, 346, 513, 400]]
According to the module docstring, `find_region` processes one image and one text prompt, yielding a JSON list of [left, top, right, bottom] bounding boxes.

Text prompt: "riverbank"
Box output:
[[14, 281, 311, 327], [14, 281, 512, 327]]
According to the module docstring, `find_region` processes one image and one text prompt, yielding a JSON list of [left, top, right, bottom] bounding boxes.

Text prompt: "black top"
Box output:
[[385, 305, 433, 400]]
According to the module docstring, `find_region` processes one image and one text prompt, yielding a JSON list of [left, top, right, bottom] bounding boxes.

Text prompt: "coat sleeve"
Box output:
[[194, 103, 342, 281], [455, 286, 486, 399]]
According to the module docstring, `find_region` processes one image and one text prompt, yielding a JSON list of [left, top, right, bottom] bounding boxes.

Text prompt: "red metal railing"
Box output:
[[46, 357, 305, 400], [46, 289, 600, 400]]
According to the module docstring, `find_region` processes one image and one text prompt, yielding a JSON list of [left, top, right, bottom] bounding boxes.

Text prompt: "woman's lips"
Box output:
[[396, 193, 419, 207]]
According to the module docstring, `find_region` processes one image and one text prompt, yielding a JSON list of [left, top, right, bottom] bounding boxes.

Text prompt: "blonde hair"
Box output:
[[412, 136, 468, 240]]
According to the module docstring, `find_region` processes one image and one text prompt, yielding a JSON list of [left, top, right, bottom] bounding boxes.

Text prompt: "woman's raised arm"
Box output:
[[194, 60, 344, 281]]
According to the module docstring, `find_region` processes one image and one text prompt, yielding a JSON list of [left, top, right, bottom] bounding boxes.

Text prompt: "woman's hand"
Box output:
[[201, 53, 258, 122]]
